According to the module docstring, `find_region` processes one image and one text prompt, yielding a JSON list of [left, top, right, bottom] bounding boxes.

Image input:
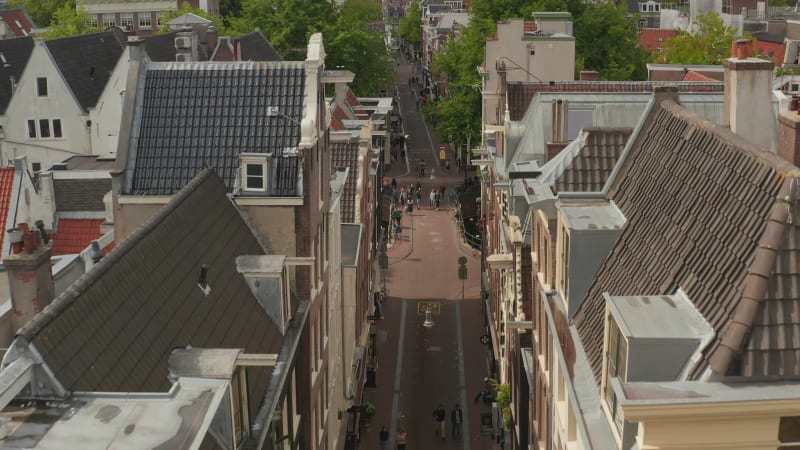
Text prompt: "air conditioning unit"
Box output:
[[176, 53, 190, 62], [175, 37, 190, 49]]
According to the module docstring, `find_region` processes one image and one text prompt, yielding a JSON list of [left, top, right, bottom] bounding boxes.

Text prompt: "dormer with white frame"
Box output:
[[554, 196, 625, 317], [239, 152, 273, 194], [600, 290, 714, 449]]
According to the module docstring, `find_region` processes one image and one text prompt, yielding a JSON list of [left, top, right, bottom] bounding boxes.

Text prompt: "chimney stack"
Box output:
[[206, 25, 218, 55], [723, 39, 774, 149], [5, 223, 54, 331], [579, 70, 600, 81], [778, 95, 800, 166]]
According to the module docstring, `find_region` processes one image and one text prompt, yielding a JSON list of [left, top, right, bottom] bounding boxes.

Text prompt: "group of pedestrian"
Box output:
[[379, 426, 407, 450], [398, 182, 423, 212], [433, 403, 463, 442]]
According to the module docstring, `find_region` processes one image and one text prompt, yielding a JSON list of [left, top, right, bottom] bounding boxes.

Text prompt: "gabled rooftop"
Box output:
[[123, 61, 306, 196], [44, 28, 126, 112], [0, 36, 33, 114], [331, 137, 360, 223], [15, 170, 284, 402], [574, 88, 800, 381], [0, 8, 34, 37]]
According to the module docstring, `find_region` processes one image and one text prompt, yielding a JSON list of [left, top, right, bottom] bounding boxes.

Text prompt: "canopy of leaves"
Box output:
[[42, 5, 97, 38], [428, 17, 496, 143], [326, 27, 393, 96], [662, 11, 738, 64], [573, 2, 647, 80], [9, 0, 67, 27], [229, 0, 334, 60], [399, 0, 421, 45]]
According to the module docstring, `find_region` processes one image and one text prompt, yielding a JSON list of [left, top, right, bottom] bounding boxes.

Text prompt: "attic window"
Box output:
[[603, 313, 627, 433], [36, 77, 47, 97], [240, 154, 270, 193]]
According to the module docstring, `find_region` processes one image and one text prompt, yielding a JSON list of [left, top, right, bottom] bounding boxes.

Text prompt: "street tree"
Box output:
[[229, 0, 335, 60], [399, 0, 421, 46], [43, 4, 98, 38], [573, 2, 647, 79], [326, 27, 393, 96], [661, 11, 738, 64], [9, 0, 67, 27]]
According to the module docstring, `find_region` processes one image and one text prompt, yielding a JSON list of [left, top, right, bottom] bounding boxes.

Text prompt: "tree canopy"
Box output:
[[661, 11, 739, 64], [9, 0, 67, 27], [42, 4, 97, 38], [399, 0, 421, 45]]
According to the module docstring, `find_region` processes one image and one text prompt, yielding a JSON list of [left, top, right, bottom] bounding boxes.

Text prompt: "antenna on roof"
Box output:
[[267, 106, 301, 126]]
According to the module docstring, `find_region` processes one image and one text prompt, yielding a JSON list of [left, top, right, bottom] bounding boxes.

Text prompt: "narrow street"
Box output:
[[359, 51, 498, 450]]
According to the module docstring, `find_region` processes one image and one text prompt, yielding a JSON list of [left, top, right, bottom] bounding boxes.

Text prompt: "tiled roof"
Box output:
[[574, 89, 800, 381], [239, 30, 283, 61], [53, 178, 110, 212], [506, 81, 725, 121], [44, 28, 126, 111], [125, 61, 306, 196], [0, 8, 34, 37], [681, 70, 720, 82], [553, 129, 631, 193], [19, 170, 283, 405], [143, 31, 178, 62], [51, 218, 104, 255], [755, 39, 786, 67], [0, 36, 33, 114], [346, 89, 360, 108], [331, 138, 360, 223], [639, 29, 679, 53], [0, 167, 14, 261]]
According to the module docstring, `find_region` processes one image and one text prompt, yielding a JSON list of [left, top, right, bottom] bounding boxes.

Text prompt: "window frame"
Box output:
[[138, 12, 152, 29], [120, 12, 133, 29], [26, 119, 36, 138], [102, 13, 116, 28], [240, 153, 270, 193], [36, 77, 47, 97], [86, 15, 98, 28], [38, 119, 50, 138], [52, 118, 62, 138]]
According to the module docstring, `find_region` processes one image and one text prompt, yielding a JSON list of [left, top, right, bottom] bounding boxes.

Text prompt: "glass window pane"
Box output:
[[52, 119, 62, 138], [36, 77, 47, 96], [27, 120, 36, 138], [39, 119, 50, 138], [246, 164, 263, 176]]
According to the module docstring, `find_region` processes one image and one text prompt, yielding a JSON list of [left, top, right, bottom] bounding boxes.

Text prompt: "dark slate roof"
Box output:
[[125, 61, 306, 196], [53, 178, 111, 212], [0, 36, 33, 114], [506, 81, 725, 121], [331, 138, 360, 223], [44, 28, 126, 111], [553, 128, 631, 193], [239, 30, 283, 61], [19, 170, 283, 403], [573, 88, 800, 381], [143, 31, 178, 62]]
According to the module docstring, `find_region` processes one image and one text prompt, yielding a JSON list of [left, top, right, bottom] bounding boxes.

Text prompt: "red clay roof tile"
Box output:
[[52, 218, 104, 255], [0, 167, 14, 261], [639, 29, 679, 53]]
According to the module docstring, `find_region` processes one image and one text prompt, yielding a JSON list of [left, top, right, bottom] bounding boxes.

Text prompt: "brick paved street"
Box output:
[[359, 52, 499, 450]]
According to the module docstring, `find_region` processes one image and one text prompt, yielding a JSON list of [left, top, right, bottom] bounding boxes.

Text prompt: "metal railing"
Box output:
[[450, 190, 482, 250]]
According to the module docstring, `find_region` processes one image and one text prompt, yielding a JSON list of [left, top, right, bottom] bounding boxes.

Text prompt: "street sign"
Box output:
[[458, 256, 467, 266], [439, 144, 447, 150], [439, 150, 446, 160], [458, 265, 468, 280]]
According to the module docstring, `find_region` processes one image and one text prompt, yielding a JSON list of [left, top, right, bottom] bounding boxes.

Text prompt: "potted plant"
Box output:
[[360, 401, 376, 427]]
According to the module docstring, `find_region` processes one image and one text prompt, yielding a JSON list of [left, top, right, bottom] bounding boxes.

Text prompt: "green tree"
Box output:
[[662, 11, 738, 64], [9, 0, 68, 27], [43, 4, 98, 38], [399, 0, 421, 45], [229, 0, 335, 60], [337, 0, 382, 25], [428, 17, 495, 144], [573, 2, 647, 80], [326, 27, 393, 96]]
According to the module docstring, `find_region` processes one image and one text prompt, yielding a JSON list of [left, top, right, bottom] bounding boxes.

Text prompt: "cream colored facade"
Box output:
[[481, 15, 575, 134]]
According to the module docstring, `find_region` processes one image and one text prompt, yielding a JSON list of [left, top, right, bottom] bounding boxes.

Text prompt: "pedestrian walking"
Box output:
[[406, 198, 414, 213], [391, 178, 397, 190], [416, 181, 422, 192], [429, 189, 436, 208], [396, 427, 407, 450], [435, 191, 440, 210], [446, 159, 451, 170], [416, 191, 421, 209], [433, 404, 446, 441], [451, 404, 463, 439], [380, 425, 390, 450]]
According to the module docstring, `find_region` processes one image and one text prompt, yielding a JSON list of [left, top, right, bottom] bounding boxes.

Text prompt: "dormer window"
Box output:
[[240, 153, 270, 193], [602, 313, 627, 433]]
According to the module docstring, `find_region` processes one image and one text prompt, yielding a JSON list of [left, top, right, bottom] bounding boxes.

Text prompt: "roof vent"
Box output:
[[89, 240, 102, 263], [197, 264, 211, 295]]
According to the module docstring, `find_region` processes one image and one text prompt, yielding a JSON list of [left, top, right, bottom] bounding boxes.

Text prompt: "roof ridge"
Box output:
[[18, 169, 217, 340]]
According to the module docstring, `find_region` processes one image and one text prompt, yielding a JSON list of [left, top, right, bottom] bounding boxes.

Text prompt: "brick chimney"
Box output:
[[5, 223, 54, 331], [778, 97, 800, 166], [723, 39, 774, 149], [579, 70, 600, 81]]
